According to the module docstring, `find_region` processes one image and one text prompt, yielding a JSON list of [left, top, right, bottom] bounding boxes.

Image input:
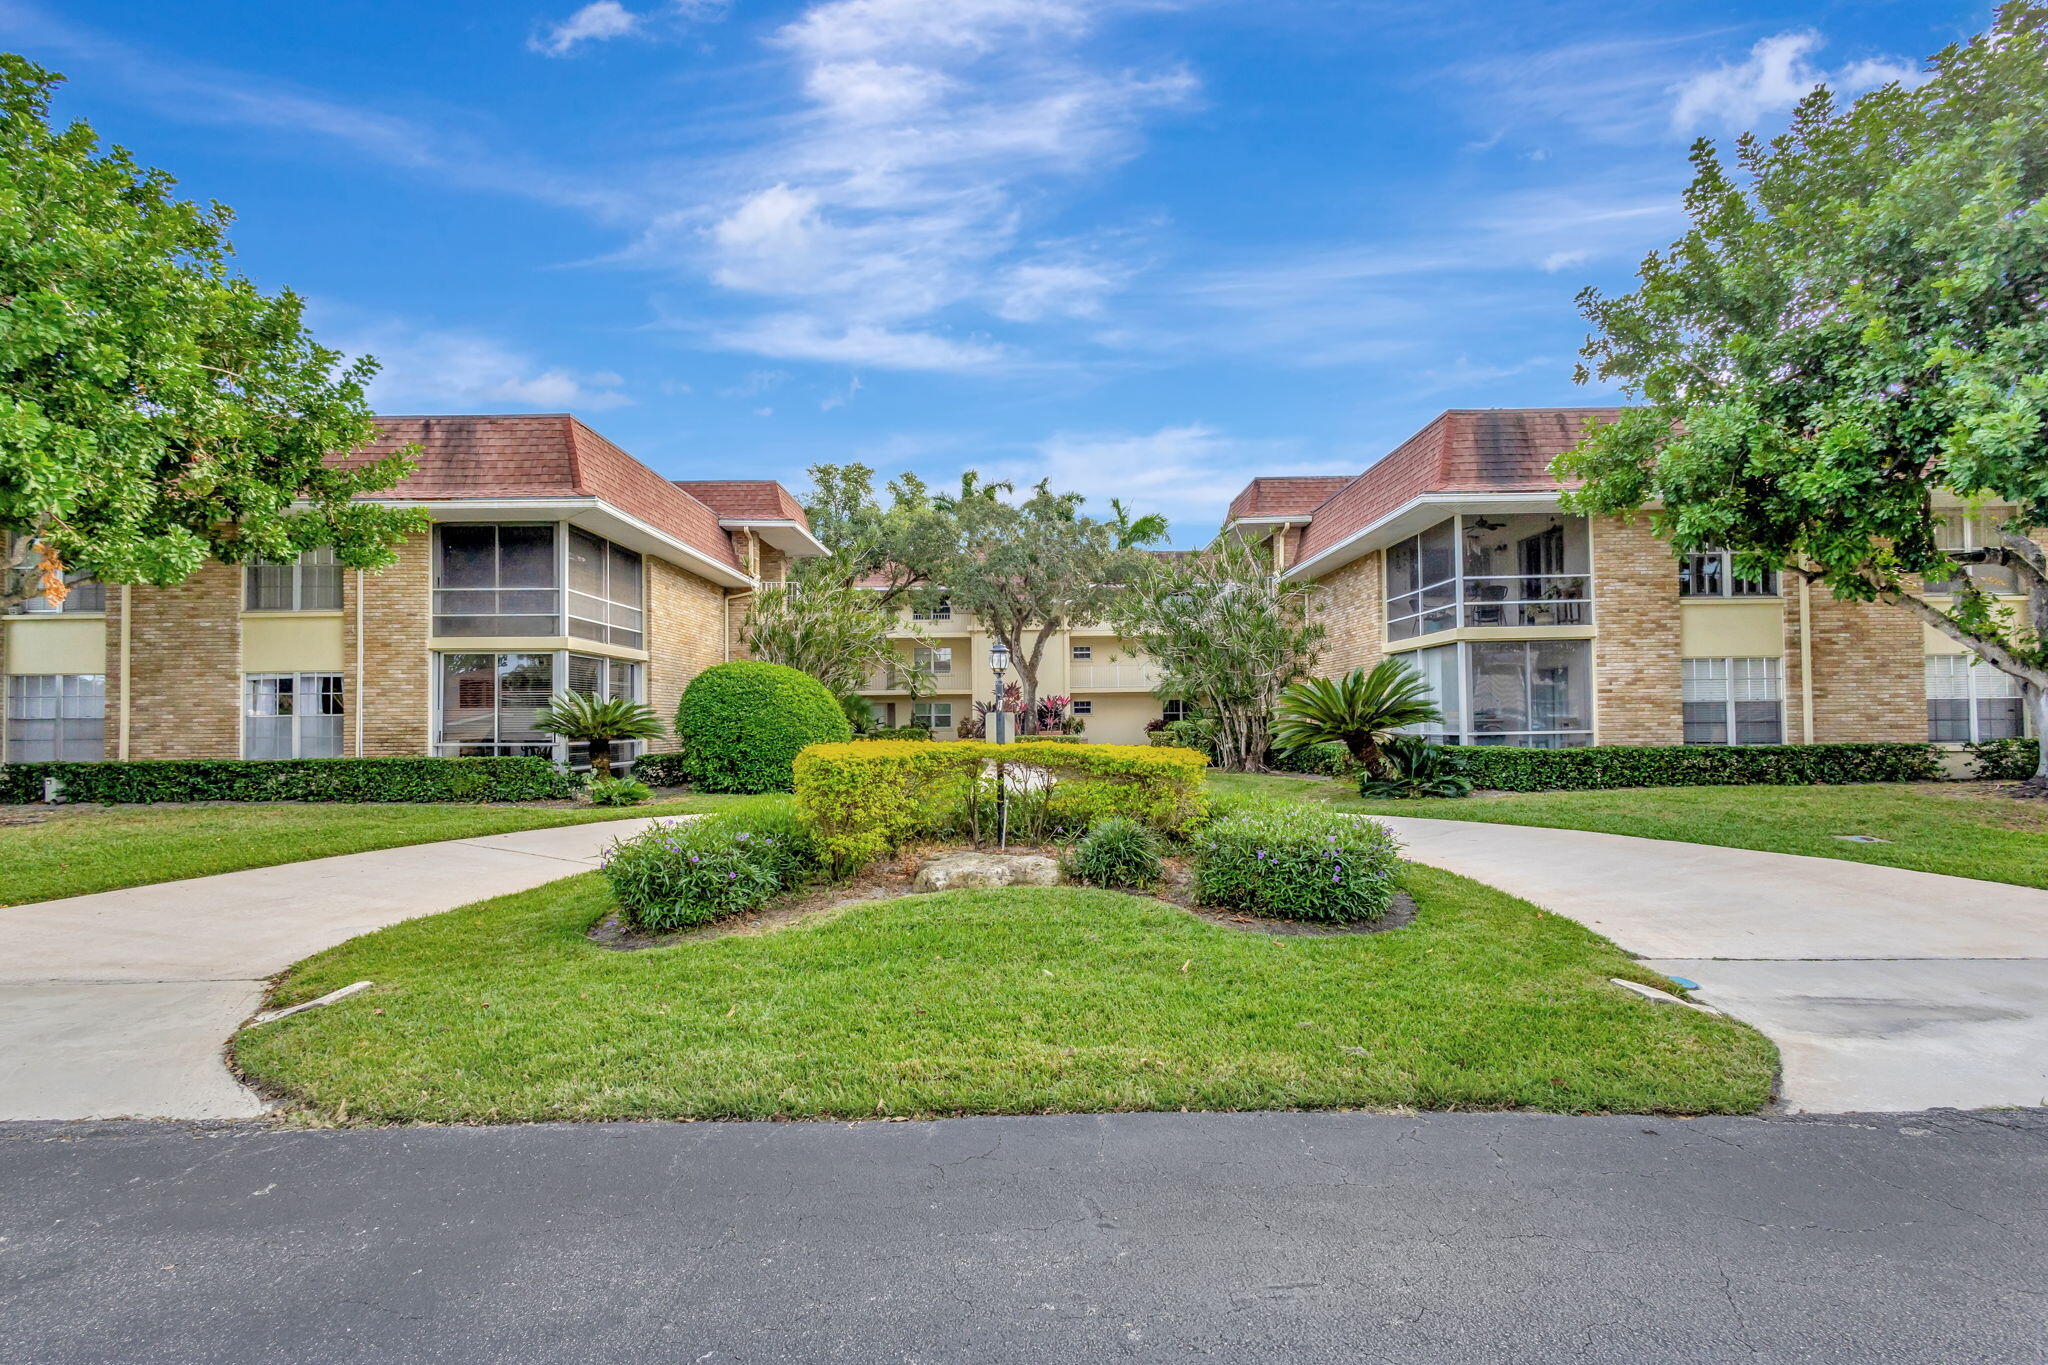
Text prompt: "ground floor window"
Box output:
[[436, 652, 558, 758], [563, 653, 644, 769], [5, 674, 105, 762], [1162, 699, 1193, 724], [1071, 700, 1093, 715], [1682, 657, 1783, 745], [245, 673, 344, 759], [1402, 640, 1593, 747], [912, 700, 953, 732], [1927, 654, 2023, 744]]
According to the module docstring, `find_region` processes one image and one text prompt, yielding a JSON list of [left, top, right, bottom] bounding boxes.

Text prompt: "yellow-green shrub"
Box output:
[[793, 740, 1209, 872]]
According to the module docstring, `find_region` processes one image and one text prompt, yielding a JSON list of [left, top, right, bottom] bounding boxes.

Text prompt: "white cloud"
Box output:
[[532, 2, 640, 57], [994, 260, 1122, 322], [1671, 31, 1924, 131], [719, 369, 791, 398], [820, 375, 865, 411], [708, 316, 1011, 372], [1541, 248, 1592, 273], [329, 317, 632, 411]]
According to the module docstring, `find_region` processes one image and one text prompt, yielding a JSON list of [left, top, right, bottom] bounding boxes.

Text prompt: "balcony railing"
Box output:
[[1459, 574, 1592, 629], [1070, 662, 1160, 691]]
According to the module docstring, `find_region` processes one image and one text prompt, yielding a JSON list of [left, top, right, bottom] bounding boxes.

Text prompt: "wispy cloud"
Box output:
[[323, 313, 632, 412], [1671, 31, 1925, 131], [530, 0, 730, 58], [707, 315, 1012, 372]]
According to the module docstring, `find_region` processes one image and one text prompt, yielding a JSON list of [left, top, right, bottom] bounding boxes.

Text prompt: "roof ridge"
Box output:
[[561, 414, 588, 497]]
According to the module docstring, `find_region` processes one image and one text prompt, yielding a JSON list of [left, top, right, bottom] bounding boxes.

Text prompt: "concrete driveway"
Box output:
[[1378, 816, 2048, 1112], [0, 818, 674, 1121]]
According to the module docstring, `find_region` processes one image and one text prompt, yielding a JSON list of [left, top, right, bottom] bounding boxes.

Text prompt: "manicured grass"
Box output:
[[1209, 771, 2048, 889], [0, 793, 780, 906], [235, 871, 1775, 1123]]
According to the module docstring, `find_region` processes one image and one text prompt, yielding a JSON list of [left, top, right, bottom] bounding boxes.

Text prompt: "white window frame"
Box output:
[[913, 645, 953, 676], [1681, 657, 1784, 745], [912, 700, 953, 732], [243, 673, 346, 759], [1385, 514, 1594, 640], [246, 547, 343, 612], [566, 527, 646, 649], [4, 673, 106, 762], [1926, 654, 2025, 744], [1396, 639, 1595, 748], [910, 597, 952, 622], [1678, 549, 1778, 599], [1930, 512, 2023, 596], [8, 576, 105, 616]]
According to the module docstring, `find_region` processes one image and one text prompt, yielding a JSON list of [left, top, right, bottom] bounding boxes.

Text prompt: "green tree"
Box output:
[[0, 56, 424, 610], [792, 463, 952, 602], [1558, 4, 2048, 786], [533, 692, 666, 779], [937, 476, 1164, 734], [740, 579, 917, 700], [1112, 537, 1323, 770], [1273, 661, 1442, 776]]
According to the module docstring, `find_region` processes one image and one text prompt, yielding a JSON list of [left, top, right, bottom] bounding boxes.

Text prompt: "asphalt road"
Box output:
[[3, 1109, 2044, 1364]]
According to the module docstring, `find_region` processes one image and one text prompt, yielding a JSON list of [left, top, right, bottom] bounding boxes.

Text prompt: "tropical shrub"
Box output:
[[1272, 660, 1440, 776], [1448, 741, 1942, 792], [1357, 736, 1474, 799], [676, 660, 851, 793], [601, 809, 820, 931], [631, 752, 689, 787], [1065, 816, 1163, 889], [587, 775, 653, 807], [533, 692, 665, 778], [793, 739, 1209, 872], [1268, 740, 1351, 776], [1194, 805, 1402, 924], [0, 756, 577, 805]]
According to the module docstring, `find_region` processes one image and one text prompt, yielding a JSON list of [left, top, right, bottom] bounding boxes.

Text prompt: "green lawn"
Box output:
[[0, 793, 779, 906], [1209, 771, 2048, 889], [234, 870, 1775, 1123]]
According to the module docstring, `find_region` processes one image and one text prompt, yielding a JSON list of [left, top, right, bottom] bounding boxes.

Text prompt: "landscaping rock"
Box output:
[[912, 851, 1062, 893]]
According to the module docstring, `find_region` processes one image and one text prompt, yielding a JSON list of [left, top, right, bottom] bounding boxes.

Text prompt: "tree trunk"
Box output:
[[590, 737, 613, 780]]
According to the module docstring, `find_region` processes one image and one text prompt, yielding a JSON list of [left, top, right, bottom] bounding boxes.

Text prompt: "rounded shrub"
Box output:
[[1194, 805, 1401, 923], [601, 808, 822, 931], [1066, 816, 1164, 889], [676, 661, 851, 793]]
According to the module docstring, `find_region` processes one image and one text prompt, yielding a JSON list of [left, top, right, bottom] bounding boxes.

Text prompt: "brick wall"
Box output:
[[125, 561, 242, 759], [1804, 590, 1926, 742], [646, 556, 729, 750], [345, 533, 432, 756], [1591, 516, 1684, 745], [1312, 552, 1383, 677]]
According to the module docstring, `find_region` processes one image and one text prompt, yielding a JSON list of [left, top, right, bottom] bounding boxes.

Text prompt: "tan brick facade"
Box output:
[[1590, 516, 1684, 745], [1802, 589, 1926, 743], [645, 555, 731, 751], [345, 533, 432, 756], [1313, 552, 1383, 678], [123, 561, 242, 759]]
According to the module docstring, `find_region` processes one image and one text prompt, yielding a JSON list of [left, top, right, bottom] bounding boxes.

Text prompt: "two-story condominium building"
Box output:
[[0, 415, 821, 767], [1224, 407, 2027, 751]]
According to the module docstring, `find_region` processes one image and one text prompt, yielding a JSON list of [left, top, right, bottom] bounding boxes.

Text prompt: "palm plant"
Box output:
[[1272, 660, 1442, 776], [534, 692, 666, 779]]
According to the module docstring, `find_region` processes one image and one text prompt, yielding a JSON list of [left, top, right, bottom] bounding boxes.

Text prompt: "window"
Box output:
[[246, 548, 342, 612], [1679, 549, 1777, 599], [911, 598, 952, 622], [912, 701, 953, 732], [435, 652, 557, 757], [1930, 512, 2023, 595], [244, 674, 344, 759], [434, 525, 559, 636], [1926, 654, 2023, 744], [1403, 644, 1464, 743], [1072, 700, 1093, 715], [1162, 699, 1193, 724], [1400, 640, 1592, 748], [1386, 514, 1591, 639], [567, 528, 645, 648], [1682, 658, 1783, 745], [6, 674, 105, 761], [562, 652, 644, 769], [1385, 519, 1459, 640], [914, 645, 953, 676], [1072, 645, 1093, 661], [7, 576, 105, 615]]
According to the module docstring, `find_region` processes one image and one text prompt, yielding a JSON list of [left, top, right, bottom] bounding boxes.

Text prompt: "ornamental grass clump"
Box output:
[[601, 809, 821, 931], [1066, 816, 1164, 890], [1194, 805, 1401, 924]]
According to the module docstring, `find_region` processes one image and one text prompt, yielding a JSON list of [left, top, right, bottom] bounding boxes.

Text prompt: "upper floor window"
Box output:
[[911, 597, 952, 622], [247, 547, 342, 612], [1386, 514, 1591, 640], [1929, 512, 2022, 596], [567, 528, 644, 649], [1679, 549, 1777, 598], [7, 576, 105, 615], [434, 525, 559, 637], [1072, 645, 1093, 661], [914, 645, 953, 676]]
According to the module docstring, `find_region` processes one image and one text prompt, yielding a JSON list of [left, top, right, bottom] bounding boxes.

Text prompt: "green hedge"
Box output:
[[0, 756, 580, 805], [632, 751, 691, 787], [1444, 742, 1942, 792], [676, 661, 851, 793], [1965, 737, 2039, 781]]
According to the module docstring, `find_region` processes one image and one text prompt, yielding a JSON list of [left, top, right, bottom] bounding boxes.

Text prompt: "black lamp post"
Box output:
[[989, 639, 1011, 847]]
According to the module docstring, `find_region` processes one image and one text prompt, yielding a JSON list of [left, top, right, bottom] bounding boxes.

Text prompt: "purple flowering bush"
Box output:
[[1193, 806, 1401, 923], [602, 808, 822, 930]]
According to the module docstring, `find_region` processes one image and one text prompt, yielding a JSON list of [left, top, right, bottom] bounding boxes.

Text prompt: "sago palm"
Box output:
[[534, 692, 666, 779], [1272, 660, 1442, 776]]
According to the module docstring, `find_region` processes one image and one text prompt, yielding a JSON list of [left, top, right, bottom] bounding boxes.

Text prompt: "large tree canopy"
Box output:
[[1558, 3, 2048, 776], [0, 55, 422, 608]]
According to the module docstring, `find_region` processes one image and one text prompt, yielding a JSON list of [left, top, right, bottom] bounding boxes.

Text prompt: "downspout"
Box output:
[[118, 584, 132, 759], [354, 568, 366, 757], [1798, 574, 1815, 744]]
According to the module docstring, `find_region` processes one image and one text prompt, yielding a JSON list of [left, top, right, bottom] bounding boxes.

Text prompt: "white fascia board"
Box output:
[[1283, 490, 1568, 582], [380, 497, 757, 590], [718, 518, 830, 559]]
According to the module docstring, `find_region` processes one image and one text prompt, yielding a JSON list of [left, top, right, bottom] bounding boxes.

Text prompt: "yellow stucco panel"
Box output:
[[1679, 602, 1784, 658], [243, 614, 346, 673], [2, 616, 107, 675], [1923, 625, 1970, 656]]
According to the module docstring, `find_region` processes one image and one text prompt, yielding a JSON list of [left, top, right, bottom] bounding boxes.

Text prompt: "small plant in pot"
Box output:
[[1356, 735, 1474, 799]]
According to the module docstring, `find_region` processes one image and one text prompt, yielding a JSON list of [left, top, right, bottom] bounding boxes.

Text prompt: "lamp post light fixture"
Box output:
[[988, 639, 1011, 848]]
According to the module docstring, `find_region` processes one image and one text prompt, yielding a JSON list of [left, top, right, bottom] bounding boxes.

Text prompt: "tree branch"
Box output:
[[1876, 583, 2048, 686]]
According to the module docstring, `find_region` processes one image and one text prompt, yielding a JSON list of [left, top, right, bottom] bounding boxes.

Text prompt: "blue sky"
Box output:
[[10, 0, 1984, 543]]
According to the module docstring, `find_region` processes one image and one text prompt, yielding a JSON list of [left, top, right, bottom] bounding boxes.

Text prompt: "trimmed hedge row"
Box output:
[[0, 756, 580, 805], [632, 751, 691, 787], [1965, 737, 2040, 782], [1441, 742, 1942, 793], [793, 739, 1210, 871]]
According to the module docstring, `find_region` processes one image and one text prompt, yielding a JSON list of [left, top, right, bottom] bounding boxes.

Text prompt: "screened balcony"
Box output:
[[1385, 513, 1592, 640]]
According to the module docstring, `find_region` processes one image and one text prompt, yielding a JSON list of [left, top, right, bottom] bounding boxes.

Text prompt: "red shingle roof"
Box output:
[[341, 415, 743, 573], [1291, 408, 1622, 566], [1225, 476, 1353, 523], [672, 480, 809, 525]]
